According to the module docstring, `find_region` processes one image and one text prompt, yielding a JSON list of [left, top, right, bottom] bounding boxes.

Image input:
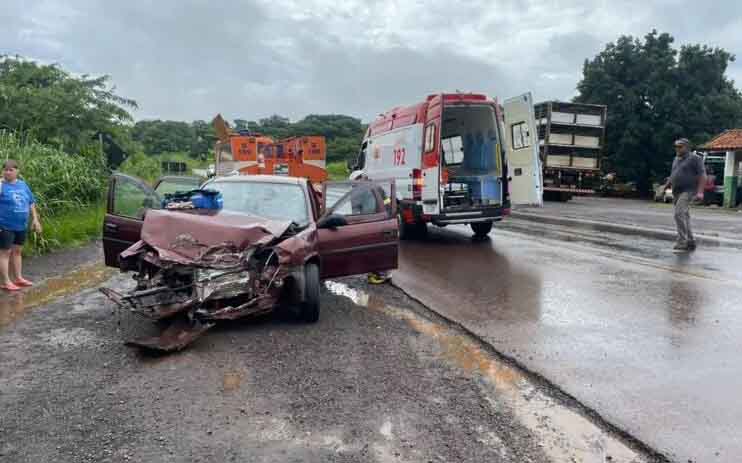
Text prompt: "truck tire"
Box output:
[[471, 221, 493, 238], [299, 263, 320, 323]]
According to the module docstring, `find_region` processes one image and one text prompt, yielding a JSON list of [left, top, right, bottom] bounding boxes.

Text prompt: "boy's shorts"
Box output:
[[0, 229, 27, 249]]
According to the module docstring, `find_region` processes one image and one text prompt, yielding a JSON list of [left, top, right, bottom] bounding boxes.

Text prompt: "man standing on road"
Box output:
[[0, 159, 42, 291], [662, 138, 705, 253]]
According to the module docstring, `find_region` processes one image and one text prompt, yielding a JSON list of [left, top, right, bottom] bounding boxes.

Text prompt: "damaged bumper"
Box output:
[[101, 210, 302, 352]]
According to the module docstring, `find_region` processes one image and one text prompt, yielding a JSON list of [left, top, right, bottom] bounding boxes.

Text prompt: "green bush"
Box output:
[[118, 151, 162, 183], [327, 161, 349, 181]]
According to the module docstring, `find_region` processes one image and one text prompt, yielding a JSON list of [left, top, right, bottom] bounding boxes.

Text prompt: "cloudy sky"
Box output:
[[2, 0, 741, 123]]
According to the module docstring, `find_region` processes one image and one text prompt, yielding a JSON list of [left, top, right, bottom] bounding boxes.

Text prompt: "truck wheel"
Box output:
[[299, 263, 320, 323], [471, 221, 493, 238]]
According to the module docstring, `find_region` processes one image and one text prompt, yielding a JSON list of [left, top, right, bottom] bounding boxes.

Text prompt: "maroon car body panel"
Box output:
[[317, 218, 398, 279]]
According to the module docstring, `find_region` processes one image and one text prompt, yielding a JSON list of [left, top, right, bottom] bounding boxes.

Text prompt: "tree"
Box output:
[[239, 114, 366, 163], [0, 55, 137, 153], [575, 30, 742, 193]]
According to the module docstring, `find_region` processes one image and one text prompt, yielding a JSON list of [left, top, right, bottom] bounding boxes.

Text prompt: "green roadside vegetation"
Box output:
[[327, 161, 350, 181]]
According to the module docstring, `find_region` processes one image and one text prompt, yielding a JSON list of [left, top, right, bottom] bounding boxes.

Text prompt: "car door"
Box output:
[[317, 180, 398, 279], [102, 173, 160, 268], [503, 92, 543, 206]]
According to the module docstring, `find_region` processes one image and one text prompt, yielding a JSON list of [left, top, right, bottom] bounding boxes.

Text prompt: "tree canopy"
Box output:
[[244, 114, 365, 163], [0, 55, 137, 153], [130, 119, 216, 159], [575, 30, 742, 192]]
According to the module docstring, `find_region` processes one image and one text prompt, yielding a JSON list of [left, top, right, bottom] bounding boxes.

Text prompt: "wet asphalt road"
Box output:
[[393, 221, 742, 463], [0, 248, 653, 462], [519, 196, 742, 240]]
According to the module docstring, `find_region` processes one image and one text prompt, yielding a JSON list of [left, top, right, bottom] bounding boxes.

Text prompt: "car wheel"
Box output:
[[471, 221, 493, 238], [299, 263, 320, 323]]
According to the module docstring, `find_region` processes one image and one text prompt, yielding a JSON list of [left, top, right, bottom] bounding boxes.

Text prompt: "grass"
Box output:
[[25, 202, 105, 256], [327, 161, 350, 181]]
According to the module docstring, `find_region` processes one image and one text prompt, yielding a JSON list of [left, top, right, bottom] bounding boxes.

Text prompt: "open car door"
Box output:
[[503, 92, 543, 206], [317, 180, 399, 279], [102, 174, 160, 268]]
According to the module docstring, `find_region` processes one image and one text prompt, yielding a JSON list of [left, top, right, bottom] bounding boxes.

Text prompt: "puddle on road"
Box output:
[[0, 263, 115, 330], [325, 281, 650, 463]]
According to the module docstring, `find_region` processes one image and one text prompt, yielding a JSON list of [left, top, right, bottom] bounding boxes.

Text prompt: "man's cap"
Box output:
[[674, 138, 690, 147]]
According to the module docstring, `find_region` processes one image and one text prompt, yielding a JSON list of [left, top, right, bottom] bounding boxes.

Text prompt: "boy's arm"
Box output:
[[30, 203, 42, 233]]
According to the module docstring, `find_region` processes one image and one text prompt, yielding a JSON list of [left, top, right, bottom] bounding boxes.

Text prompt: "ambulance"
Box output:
[[350, 92, 542, 238]]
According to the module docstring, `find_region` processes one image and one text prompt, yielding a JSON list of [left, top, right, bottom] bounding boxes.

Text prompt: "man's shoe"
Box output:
[[673, 241, 686, 250], [688, 241, 697, 251]]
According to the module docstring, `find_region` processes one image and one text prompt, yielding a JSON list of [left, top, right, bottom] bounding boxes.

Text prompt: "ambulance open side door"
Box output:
[[503, 92, 543, 206]]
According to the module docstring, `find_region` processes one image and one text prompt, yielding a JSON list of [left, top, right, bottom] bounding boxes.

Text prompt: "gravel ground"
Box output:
[[21, 241, 103, 284], [0, 269, 560, 463]]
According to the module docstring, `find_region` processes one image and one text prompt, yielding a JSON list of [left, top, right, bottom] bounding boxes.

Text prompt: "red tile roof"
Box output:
[[702, 129, 742, 151]]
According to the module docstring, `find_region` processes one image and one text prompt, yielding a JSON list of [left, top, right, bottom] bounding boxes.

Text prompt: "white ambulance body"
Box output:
[[351, 92, 542, 238]]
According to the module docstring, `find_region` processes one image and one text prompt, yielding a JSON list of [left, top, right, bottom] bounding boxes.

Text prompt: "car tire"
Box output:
[[471, 221, 493, 238], [299, 263, 320, 323]]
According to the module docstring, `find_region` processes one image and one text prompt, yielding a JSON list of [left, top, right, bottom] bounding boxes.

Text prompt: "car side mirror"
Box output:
[[318, 213, 348, 229]]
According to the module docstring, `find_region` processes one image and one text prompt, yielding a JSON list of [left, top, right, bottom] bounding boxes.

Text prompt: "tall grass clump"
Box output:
[[0, 131, 108, 254]]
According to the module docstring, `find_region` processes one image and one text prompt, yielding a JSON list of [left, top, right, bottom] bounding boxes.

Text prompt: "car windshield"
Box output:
[[155, 178, 202, 196], [207, 180, 309, 226]]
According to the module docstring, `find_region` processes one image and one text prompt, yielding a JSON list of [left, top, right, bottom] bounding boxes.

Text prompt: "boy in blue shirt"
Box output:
[[0, 159, 42, 291]]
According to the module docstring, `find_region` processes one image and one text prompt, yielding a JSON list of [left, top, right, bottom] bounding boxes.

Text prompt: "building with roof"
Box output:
[[701, 129, 742, 208]]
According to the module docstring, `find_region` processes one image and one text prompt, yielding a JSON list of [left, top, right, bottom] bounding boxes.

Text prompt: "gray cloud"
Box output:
[[2, 0, 740, 122]]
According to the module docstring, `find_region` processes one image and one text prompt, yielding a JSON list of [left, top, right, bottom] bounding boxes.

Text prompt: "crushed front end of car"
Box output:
[[101, 209, 309, 352]]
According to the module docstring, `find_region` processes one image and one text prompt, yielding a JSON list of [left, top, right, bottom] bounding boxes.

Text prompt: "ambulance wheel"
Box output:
[[471, 221, 493, 238], [413, 221, 428, 239], [398, 212, 420, 240]]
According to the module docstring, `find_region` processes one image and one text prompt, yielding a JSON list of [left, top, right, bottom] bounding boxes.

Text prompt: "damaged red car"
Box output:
[[101, 174, 399, 352]]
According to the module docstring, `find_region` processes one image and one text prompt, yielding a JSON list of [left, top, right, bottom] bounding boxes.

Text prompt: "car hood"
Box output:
[[122, 209, 293, 266]]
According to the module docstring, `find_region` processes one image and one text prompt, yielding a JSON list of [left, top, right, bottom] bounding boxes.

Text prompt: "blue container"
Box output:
[[464, 176, 500, 203], [481, 177, 500, 201], [191, 190, 223, 210]]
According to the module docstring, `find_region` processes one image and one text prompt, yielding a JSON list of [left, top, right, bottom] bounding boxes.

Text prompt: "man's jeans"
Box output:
[[673, 191, 694, 244]]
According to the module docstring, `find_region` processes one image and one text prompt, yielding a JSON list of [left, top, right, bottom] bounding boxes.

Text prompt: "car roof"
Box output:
[[208, 174, 307, 186]]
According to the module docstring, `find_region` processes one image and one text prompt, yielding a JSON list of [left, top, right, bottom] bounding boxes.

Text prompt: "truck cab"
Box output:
[[351, 92, 542, 238]]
